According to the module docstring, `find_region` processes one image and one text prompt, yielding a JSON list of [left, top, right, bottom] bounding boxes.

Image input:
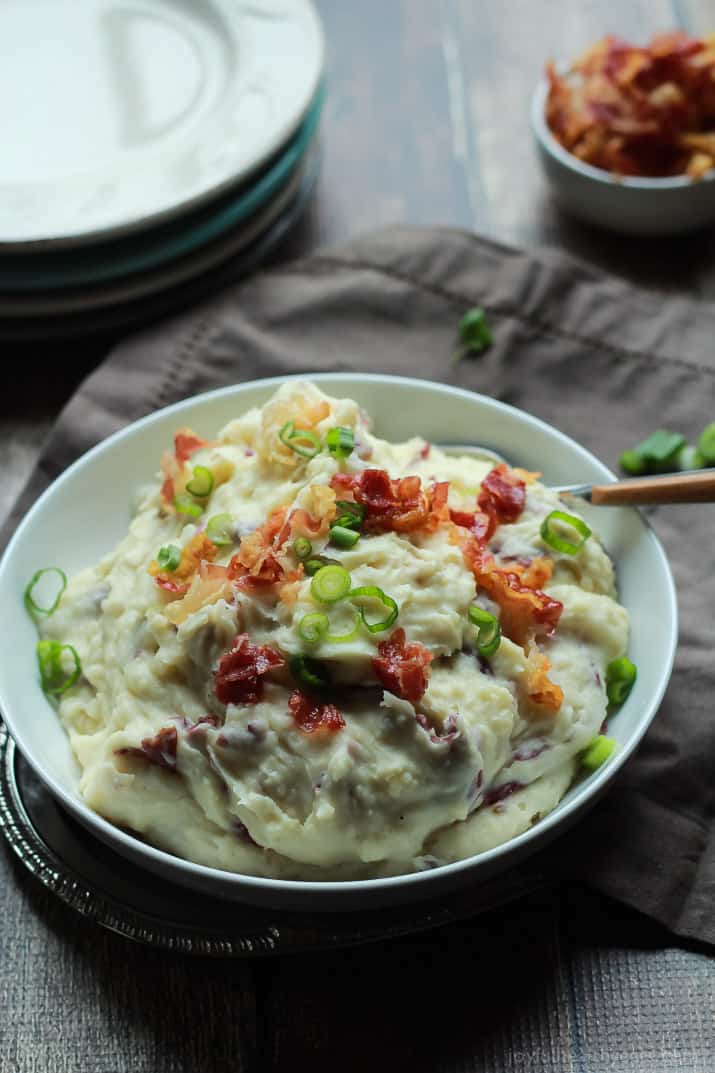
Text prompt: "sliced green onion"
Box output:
[[173, 493, 203, 518], [297, 610, 361, 645], [675, 444, 706, 472], [157, 545, 182, 572], [606, 656, 637, 705], [293, 536, 313, 560], [326, 426, 355, 460], [310, 564, 352, 603], [185, 465, 214, 497], [37, 639, 82, 696], [697, 421, 715, 464], [206, 513, 236, 546], [335, 500, 366, 530], [581, 735, 616, 771], [279, 420, 322, 459], [454, 307, 492, 360], [329, 525, 360, 549], [619, 449, 647, 476], [290, 653, 330, 691], [636, 429, 686, 466], [468, 606, 501, 658], [24, 567, 67, 618], [304, 556, 340, 577], [540, 510, 591, 555], [325, 611, 361, 644], [298, 612, 329, 644], [349, 585, 399, 633]]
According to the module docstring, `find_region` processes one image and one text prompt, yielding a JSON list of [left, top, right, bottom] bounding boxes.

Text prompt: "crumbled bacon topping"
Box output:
[[330, 470, 449, 534], [149, 532, 218, 596], [477, 464, 526, 527], [227, 507, 293, 591], [118, 726, 178, 771], [159, 428, 210, 505], [463, 540, 562, 646], [546, 32, 715, 178], [524, 650, 564, 712], [288, 690, 345, 734], [372, 627, 433, 703], [174, 429, 210, 465], [449, 508, 494, 542], [214, 635, 285, 706]]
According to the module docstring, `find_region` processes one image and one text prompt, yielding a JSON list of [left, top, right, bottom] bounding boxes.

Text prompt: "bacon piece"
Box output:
[[155, 577, 189, 596], [227, 507, 290, 589], [288, 690, 345, 734], [477, 464, 526, 526], [525, 652, 564, 712], [118, 726, 178, 772], [214, 634, 285, 706], [330, 470, 449, 534], [449, 508, 494, 542], [372, 627, 433, 703], [174, 428, 209, 465], [463, 540, 562, 646], [149, 532, 218, 597], [507, 557, 554, 590], [160, 475, 175, 505]]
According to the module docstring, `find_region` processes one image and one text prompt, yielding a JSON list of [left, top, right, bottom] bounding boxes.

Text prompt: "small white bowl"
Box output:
[[531, 77, 715, 235], [0, 375, 678, 910]]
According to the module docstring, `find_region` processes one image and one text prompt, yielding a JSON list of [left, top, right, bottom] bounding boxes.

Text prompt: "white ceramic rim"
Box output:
[[531, 77, 715, 190], [0, 0, 325, 249], [0, 373, 678, 900]]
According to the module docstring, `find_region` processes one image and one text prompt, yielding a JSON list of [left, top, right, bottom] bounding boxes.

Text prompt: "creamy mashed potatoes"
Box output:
[[40, 383, 628, 879]]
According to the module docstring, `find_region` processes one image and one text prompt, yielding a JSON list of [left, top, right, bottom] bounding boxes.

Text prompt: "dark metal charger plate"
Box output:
[[0, 721, 549, 957]]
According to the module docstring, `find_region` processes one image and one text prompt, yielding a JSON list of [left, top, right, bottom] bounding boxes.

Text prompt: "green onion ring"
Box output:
[[290, 653, 330, 691], [349, 585, 399, 633], [24, 567, 67, 618], [329, 525, 360, 549], [185, 465, 214, 497], [304, 556, 340, 577], [36, 639, 82, 696], [298, 612, 329, 644], [297, 610, 361, 645], [326, 426, 355, 459], [173, 493, 203, 518], [310, 564, 352, 603], [157, 545, 182, 572], [293, 536, 313, 560], [279, 421, 322, 460], [605, 656, 637, 706], [206, 513, 236, 546], [468, 605, 501, 658], [540, 510, 591, 555], [581, 735, 616, 771]]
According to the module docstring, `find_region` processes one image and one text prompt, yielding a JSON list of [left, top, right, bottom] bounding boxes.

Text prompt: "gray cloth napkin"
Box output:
[[4, 226, 713, 947]]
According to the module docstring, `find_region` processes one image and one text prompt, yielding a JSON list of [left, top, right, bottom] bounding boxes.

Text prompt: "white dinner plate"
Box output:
[[0, 0, 324, 249], [0, 146, 313, 317]]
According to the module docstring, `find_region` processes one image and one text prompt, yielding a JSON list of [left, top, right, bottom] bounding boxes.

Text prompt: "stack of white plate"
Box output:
[[0, 0, 324, 340]]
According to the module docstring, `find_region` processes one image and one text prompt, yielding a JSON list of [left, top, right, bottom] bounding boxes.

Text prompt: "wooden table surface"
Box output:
[[1, 3, 713, 1071]]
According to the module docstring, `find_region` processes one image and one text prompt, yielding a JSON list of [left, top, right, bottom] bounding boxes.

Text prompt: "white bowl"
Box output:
[[531, 78, 715, 235], [0, 374, 677, 910]]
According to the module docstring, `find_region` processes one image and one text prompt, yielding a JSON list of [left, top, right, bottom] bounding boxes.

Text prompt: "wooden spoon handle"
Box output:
[[591, 469, 715, 505]]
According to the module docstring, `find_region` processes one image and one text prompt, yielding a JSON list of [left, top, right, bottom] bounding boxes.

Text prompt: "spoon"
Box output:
[[438, 445, 715, 505]]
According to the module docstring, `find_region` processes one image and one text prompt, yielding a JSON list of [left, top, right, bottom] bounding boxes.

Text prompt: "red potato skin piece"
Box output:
[[117, 726, 179, 772]]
